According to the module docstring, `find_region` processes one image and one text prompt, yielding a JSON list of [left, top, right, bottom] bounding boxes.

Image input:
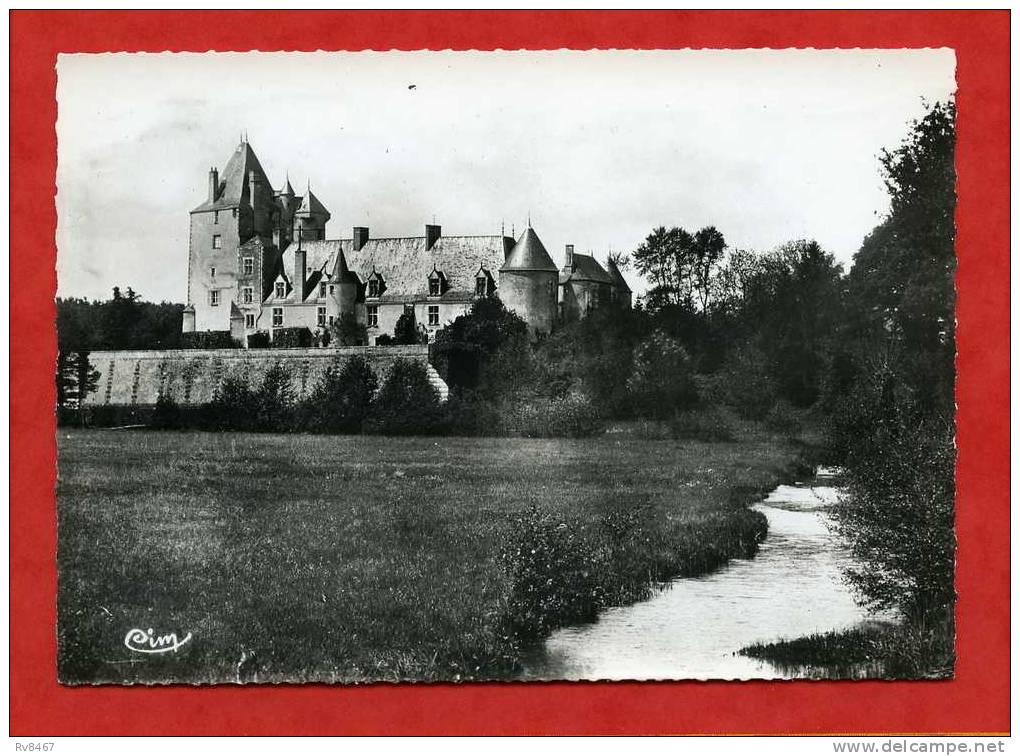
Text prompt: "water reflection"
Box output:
[[520, 473, 879, 680]]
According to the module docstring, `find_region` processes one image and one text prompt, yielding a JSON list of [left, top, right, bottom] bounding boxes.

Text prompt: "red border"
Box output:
[[10, 10, 1010, 736]]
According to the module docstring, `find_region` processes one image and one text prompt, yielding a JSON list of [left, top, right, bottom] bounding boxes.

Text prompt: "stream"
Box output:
[[520, 469, 883, 680]]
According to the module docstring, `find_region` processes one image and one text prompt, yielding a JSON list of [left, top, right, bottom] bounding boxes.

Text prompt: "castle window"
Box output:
[[475, 277, 487, 297], [244, 313, 255, 329], [232, 208, 237, 218], [243, 257, 254, 275], [213, 210, 219, 225], [328, 315, 335, 326], [242, 287, 253, 304], [275, 282, 285, 298], [209, 290, 220, 306], [428, 305, 440, 327], [329, 285, 335, 295], [368, 279, 380, 298], [367, 305, 379, 327], [209, 266, 216, 278], [429, 278, 441, 297], [212, 235, 222, 249], [272, 307, 284, 327], [317, 307, 327, 327], [319, 282, 327, 298]]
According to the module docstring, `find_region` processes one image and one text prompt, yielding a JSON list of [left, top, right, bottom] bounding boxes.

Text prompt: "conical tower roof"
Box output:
[[297, 186, 331, 219], [606, 257, 632, 292], [192, 140, 271, 211], [330, 247, 360, 284], [500, 227, 558, 272], [283, 175, 295, 196]]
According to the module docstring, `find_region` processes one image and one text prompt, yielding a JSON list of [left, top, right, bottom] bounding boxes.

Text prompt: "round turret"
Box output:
[[498, 227, 559, 336]]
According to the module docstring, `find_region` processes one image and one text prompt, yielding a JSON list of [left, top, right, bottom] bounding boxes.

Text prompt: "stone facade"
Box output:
[[184, 140, 632, 344]]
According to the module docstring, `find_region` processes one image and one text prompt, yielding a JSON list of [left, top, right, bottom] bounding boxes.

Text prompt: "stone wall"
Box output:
[[83, 345, 448, 407]]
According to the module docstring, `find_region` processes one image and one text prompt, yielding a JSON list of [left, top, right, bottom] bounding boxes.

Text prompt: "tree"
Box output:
[[626, 330, 698, 419], [632, 225, 727, 312], [306, 356, 378, 433], [370, 358, 441, 435], [431, 296, 532, 399], [844, 101, 956, 415], [254, 363, 296, 431], [830, 100, 957, 634], [393, 310, 422, 345], [56, 351, 100, 422], [330, 313, 368, 346]]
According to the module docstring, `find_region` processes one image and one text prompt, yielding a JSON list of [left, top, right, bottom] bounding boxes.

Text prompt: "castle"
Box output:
[[184, 139, 632, 344]]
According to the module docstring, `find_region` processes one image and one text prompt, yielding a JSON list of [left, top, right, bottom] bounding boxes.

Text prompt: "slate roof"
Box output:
[[501, 228, 558, 272], [297, 188, 330, 218], [192, 141, 272, 213], [560, 252, 614, 285], [278, 233, 511, 304], [605, 258, 632, 293]]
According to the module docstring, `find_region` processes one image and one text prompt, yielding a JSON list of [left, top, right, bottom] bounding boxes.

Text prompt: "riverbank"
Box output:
[[57, 420, 813, 683], [739, 616, 955, 679]]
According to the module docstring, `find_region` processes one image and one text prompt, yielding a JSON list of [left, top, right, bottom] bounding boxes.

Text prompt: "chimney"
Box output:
[[565, 244, 574, 269], [248, 170, 259, 216], [293, 248, 306, 302], [208, 167, 219, 202], [353, 226, 369, 251], [425, 223, 441, 251]]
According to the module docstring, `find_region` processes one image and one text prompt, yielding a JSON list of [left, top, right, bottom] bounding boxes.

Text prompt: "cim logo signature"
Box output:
[[124, 627, 193, 654]]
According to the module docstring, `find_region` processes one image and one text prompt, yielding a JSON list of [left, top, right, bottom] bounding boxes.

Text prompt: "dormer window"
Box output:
[[367, 272, 385, 299], [428, 268, 445, 297], [319, 282, 327, 298], [275, 281, 286, 298], [243, 257, 254, 275], [475, 267, 494, 298]]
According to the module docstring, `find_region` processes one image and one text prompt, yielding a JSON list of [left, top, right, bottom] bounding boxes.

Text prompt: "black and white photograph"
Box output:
[[55, 49, 957, 684]]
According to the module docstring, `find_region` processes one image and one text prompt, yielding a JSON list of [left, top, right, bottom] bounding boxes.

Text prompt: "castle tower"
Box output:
[[330, 248, 361, 320], [187, 139, 274, 332], [498, 226, 559, 337], [293, 184, 331, 243]]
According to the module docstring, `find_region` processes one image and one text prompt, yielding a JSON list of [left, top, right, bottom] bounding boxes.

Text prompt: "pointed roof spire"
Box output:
[[501, 227, 558, 272], [605, 256, 632, 293], [284, 172, 295, 196], [331, 247, 360, 284], [297, 186, 330, 219]]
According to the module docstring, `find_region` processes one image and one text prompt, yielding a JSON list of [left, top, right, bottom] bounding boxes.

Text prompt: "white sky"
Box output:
[[56, 49, 955, 303]]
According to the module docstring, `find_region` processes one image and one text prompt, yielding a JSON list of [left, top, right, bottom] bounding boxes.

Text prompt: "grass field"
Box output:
[[57, 424, 810, 683]]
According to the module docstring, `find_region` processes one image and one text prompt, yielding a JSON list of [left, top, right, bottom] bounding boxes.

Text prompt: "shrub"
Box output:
[[627, 330, 698, 419], [831, 369, 956, 623], [431, 296, 532, 398], [668, 406, 736, 442], [331, 313, 368, 347], [253, 362, 297, 431], [501, 391, 604, 439], [151, 389, 181, 429], [367, 358, 441, 435], [246, 331, 271, 349], [435, 389, 502, 437], [305, 356, 378, 433], [393, 311, 423, 345], [375, 334, 394, 346], [181, 331, 239, 349], [271, 327, 313, 348], [204, 375, 254, 431]]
